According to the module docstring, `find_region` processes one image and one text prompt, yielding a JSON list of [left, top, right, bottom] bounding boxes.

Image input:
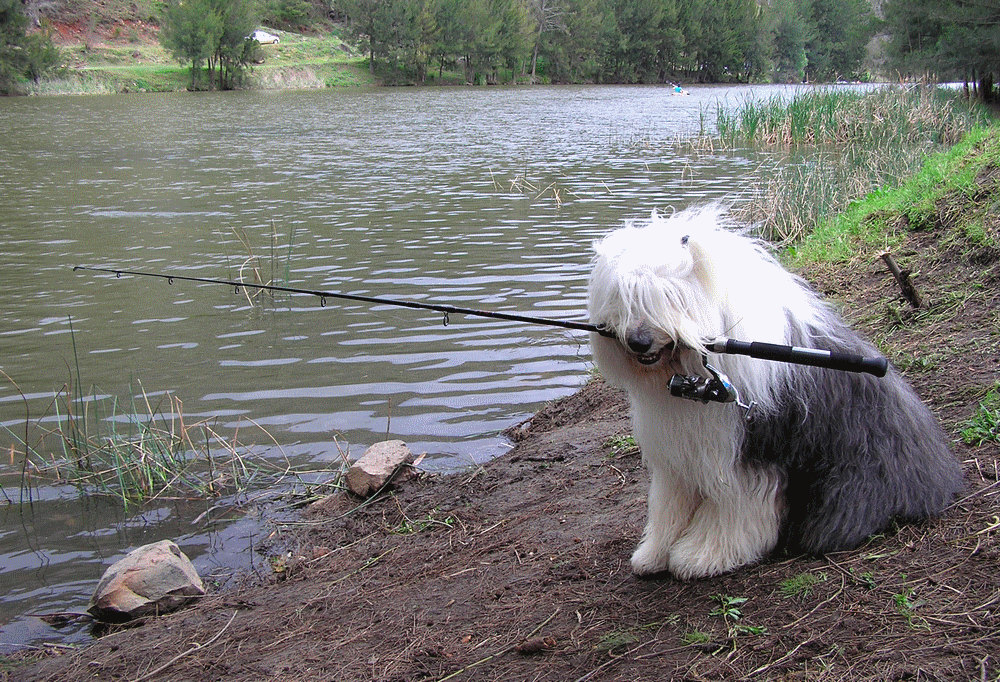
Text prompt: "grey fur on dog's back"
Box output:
[[741, 310, 963, 554]]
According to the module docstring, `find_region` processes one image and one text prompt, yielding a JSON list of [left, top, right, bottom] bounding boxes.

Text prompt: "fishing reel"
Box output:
[[668, 358, 756, 421]]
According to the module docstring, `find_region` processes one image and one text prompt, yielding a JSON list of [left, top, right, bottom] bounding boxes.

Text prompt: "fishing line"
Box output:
[[72, 265, 888, 378]]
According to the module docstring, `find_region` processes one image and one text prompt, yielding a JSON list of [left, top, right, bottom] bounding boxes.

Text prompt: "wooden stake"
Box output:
[[879, 252, 923, 308]]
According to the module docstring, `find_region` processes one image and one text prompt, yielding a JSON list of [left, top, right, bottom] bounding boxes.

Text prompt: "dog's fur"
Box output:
[[588, 206, 963, 579]]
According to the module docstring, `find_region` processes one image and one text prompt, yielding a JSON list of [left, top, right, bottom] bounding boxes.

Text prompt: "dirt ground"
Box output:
[[16, 205, 1000, 680]]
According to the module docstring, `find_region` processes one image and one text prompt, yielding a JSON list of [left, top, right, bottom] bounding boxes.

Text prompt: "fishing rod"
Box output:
[[72, 265, 888, 379]]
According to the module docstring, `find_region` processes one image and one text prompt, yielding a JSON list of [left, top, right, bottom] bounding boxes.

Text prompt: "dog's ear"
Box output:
[[680, 231, 719, 301]]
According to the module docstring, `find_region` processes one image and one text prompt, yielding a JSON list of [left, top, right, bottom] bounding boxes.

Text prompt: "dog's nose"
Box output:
[[627, 330, 654, 354]]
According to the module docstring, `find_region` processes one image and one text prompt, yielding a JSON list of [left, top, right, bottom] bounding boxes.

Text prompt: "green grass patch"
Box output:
[[603, 433, 638, 458], [785, 125, 1000, 264], [779, 571, 828, 600], [719, 86, 993, 245], [960, 384, 1000, 446]]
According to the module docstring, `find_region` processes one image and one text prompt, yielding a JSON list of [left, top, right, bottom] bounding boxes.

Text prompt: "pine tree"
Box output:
[[0, 0, 61, 95]]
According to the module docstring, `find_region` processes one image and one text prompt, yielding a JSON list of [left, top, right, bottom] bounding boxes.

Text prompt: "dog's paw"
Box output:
[[665, 543, 735, 580], [630, 540, 671, 576], [666, 529, 764, 580]]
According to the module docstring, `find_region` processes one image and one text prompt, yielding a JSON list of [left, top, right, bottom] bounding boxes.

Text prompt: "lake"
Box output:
[[0, 83, 818, 648]]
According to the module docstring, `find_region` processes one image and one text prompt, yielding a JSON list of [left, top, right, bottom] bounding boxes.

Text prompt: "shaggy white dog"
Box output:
[[588, 206, 962, 579]]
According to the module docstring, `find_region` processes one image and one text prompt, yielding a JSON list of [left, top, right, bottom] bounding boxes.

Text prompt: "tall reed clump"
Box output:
[[4, 370, 340, 510], [713, 85, 991, 244]]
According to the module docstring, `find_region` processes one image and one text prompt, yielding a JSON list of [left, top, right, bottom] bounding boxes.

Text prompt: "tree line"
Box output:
[[1, 0, 998, 96], [881, 0, 1000, 102], [334, 0, 876, 85]]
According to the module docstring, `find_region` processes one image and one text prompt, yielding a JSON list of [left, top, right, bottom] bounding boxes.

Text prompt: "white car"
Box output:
[[249, 30, 280, 44]]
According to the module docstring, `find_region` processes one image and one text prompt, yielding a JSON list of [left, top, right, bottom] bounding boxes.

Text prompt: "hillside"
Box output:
[[32, 0, 376, 94]]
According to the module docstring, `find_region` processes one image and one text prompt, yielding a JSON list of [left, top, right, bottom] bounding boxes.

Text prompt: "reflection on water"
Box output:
[[0, 83, 823, 647]]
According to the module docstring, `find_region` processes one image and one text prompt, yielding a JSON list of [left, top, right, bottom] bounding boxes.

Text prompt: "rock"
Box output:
[[88, 540, 205, 622], [345, 439, 412, 497]]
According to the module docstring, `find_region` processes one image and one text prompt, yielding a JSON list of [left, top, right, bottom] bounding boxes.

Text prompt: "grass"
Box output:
[[603, 433, 638, 458], [787, 124, 1000, 264], [779, 571, 828, 601], [960, 384, 1000, 446], [33, 26, 378, 94], [2, 355, 345, 510], [716, 86, 985, 149], [715, 85, 993, 245]]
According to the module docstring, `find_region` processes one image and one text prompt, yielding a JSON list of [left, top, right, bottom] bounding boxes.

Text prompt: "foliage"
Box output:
[[805, 0, 874, 81], [709, 594, 767, 637], [788, 123, 1000, 263], [261, 0, 318, 29], [0, 0, 62, 94], [159, 0, 257, 90], [330, 0, 877, 84], [882, 0, 1000, 101], [960, 384, 1000, 446], [721, 85, 990, 244]]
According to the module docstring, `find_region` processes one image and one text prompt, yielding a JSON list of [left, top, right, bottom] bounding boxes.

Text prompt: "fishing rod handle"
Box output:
[[709, 338, 888, 377]]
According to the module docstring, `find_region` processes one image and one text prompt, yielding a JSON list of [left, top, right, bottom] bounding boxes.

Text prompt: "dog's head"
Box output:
[[588, 208, 726, 377]]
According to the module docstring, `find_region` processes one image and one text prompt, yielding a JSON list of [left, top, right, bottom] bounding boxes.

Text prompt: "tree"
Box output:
[[0, 0, 61, 94], [883, 0, 1000, 100], [532, 0, 609, 82], [339, 0, 407, 74], [160, 0, 257, 90], [696, 0, 761, 82], [211, 0, 257, 90], [601, 0, 668, 83], [161, 0, 223, 89], [770, 0, 810, 82], [804, 0, 873, 81]]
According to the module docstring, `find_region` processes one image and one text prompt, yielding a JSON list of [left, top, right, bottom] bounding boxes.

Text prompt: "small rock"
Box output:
[[345, 439, 412, 497], [88, 540, 205, 622]]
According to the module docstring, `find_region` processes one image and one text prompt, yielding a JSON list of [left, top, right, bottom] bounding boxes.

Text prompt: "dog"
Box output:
[[588, 206, 963, 579]]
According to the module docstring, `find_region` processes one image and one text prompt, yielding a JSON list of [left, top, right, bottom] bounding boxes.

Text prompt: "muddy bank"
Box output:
[[18, 204, 1000, 680]]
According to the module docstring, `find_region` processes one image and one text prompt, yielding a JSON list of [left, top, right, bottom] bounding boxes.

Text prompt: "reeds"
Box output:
[[3, 363, 342, 510], [707, 85, 990, 244], [716, 85, 985, 149], [224, 220, 297, 307]]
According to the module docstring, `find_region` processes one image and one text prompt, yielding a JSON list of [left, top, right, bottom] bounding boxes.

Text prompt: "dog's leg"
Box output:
[[666, 467, 783, 579], [631, 461, 700, 576]]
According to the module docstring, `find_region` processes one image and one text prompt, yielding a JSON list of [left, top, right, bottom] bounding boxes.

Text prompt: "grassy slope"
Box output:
[[790, 126, 1000, 264]]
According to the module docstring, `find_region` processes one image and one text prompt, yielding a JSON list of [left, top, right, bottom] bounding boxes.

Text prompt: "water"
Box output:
[[0, 83, 819, 649]]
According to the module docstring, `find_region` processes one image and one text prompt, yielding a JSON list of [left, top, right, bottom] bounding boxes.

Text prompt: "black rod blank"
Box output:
[[73, 266, 888, 376]]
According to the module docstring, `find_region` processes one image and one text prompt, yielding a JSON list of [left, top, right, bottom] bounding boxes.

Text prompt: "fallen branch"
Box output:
[[880, 252, 923, 308]]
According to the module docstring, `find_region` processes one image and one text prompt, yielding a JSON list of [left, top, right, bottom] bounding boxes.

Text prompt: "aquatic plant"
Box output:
[[710, 85, 991, 244], [2, 339, 345, 509]]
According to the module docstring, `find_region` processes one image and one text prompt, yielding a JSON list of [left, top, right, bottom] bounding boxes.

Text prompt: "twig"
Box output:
[[571, 638, 659, 682], [782, 573, 846, 630], [748, 637, 814, 677], [129, 610, 237, 682], [435, 608, 560, 682], [330, 547, 395, 584], [879, 252, 923, 308]]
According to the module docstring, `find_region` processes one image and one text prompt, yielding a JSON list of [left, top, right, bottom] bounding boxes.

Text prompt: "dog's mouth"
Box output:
[[634, 349, 663, 365], [630, 341, 675, 366]]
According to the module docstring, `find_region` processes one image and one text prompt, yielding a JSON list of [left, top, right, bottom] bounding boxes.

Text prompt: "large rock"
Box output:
[[88, 540, 205, 622], [345, 439, 412, 497]]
